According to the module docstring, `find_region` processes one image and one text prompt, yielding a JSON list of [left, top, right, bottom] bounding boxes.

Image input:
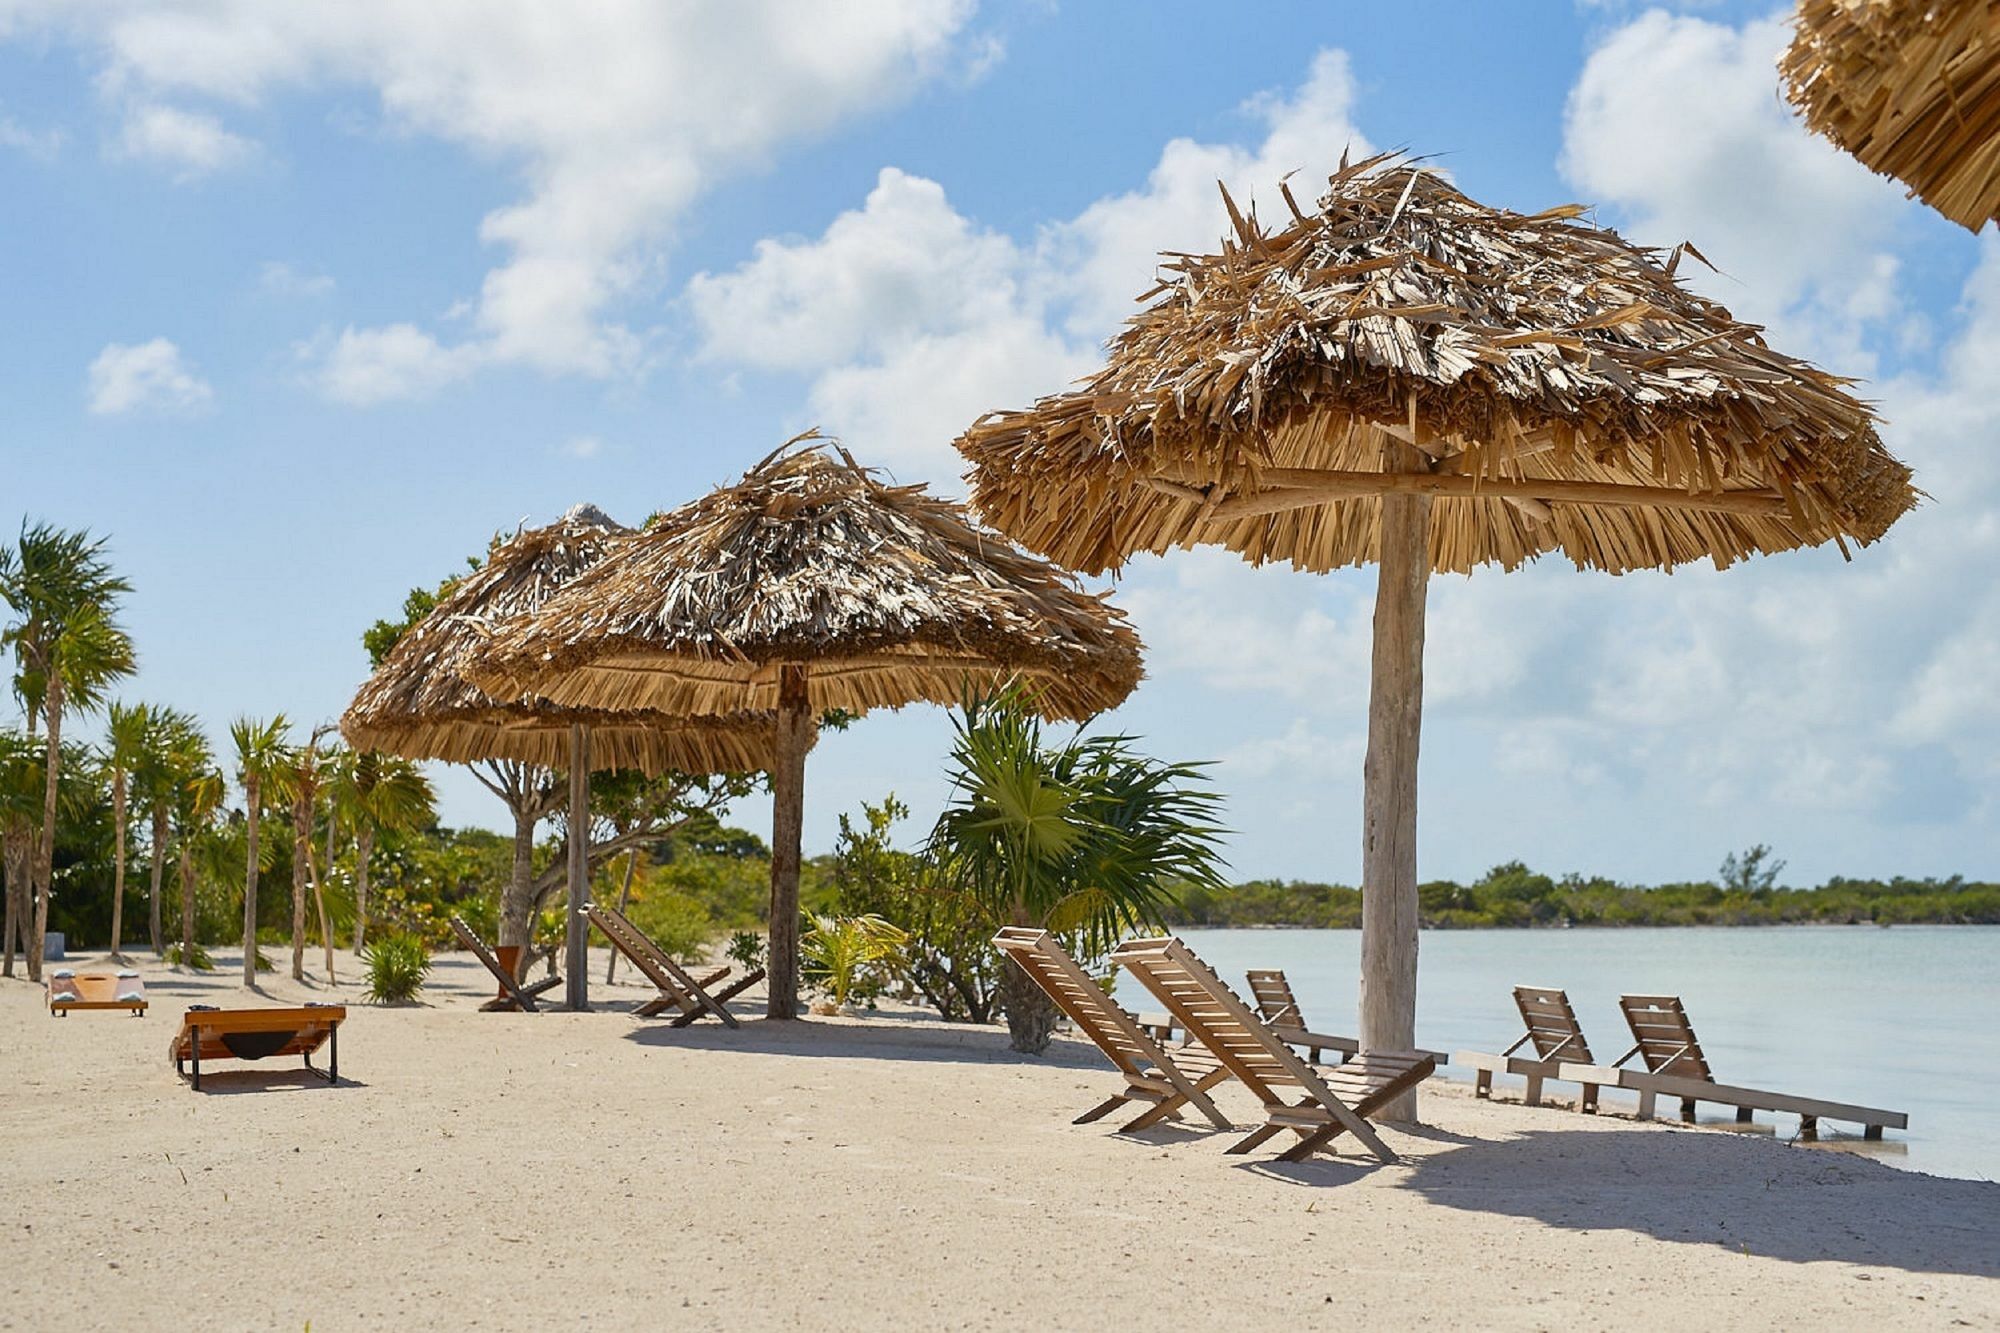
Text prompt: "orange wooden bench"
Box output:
[[169, 1004, 345, 1090], [48, 969, 148, 1017]]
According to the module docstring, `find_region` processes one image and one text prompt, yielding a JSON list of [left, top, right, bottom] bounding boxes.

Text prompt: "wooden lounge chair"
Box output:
[[1558, 994, 1907, 1140], [47, 968, 148, 1017], [449, 915, 562, 1012], [1245, 969, 1361, 1065], [1108, 937, 1434, 1163], [170, 1004, 344, 1090], [585, 901, 761, 1027], [1455, 985, 1602, 1112], [992, 927, 1232, 1133]]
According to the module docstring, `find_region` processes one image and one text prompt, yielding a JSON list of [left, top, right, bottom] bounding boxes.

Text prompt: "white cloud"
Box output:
[[115, 103, 252, 178], [311, 323, 479, 406], [258, 260, 335, 299], [687, 49, 1370, 483], [86, 338, 213, 416], [1560, 10, 1914, 366], [7, 0, 981, 398], [558, 434, 603, 460], [0, 113, 61, 159]]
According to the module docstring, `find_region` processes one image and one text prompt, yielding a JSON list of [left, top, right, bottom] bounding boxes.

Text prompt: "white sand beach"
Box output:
[[2, 951, 1995, 1332]]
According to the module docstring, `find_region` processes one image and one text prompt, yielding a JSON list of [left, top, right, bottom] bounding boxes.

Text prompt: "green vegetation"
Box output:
[[1166, 854, 2000, 929], [801, 912, 907, 1009], [361, 932, 430, 1004]]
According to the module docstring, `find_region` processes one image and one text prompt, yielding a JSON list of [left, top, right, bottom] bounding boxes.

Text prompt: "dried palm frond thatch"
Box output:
[[956, 154, 1917, 577], [467, 434, 1143, 1021], [1783, 0, 2000, 233], [341, 503, 782, 776], [469, 435, 1143, 722]]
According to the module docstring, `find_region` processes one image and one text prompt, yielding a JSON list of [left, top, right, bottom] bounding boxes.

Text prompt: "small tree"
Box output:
[[1720, 845, 1786, 896], [230, 715, 289, 986], [929, 690, 1229, 1054]]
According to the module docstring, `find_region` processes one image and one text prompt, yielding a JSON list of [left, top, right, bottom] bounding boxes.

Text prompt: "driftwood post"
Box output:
[[565, 724, 591, 1010], [766, 664, 811, 1020], [1359, 441, 1431, 1122]]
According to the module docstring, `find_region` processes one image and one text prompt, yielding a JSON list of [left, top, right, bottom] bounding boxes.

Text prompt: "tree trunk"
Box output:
[[2, 832, 23, 977], [30, 678, 65, 982], [998, 954, 1061, 1054], [564, 725, 591, 1011], [110, 768, 128, 960], [242, 777, 261, 987], [308, 833, 334, 982], [499, 803, 538, 965], [147, 804, 168, 956], [177, 841, 196, 967], [604, 846, 639, 984], [1358, 453, 1431, 1123], [291, 792, 308, 982], [766, 665, 812, 1020], [352, 826, 375, 953]]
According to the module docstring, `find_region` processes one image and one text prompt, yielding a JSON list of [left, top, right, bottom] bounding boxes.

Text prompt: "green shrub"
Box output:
[[361, 933, 430, 1004], [165, 941, 214, 971], [726, 931, 765, 970], [623, 891, 714, 963], [802, 913, 907, 1009]]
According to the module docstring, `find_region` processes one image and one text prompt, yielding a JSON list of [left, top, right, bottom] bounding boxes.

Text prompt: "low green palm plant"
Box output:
[[164, 940, 214, 972], [802, 913, 907, 1010], [361, 932, 430, 1004]]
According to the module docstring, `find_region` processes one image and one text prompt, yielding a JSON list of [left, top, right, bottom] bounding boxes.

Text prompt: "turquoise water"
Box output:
[[1172, 925, 1998, 1182]]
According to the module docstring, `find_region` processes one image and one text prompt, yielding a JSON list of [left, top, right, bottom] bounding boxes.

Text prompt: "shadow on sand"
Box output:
[[178, 1068, 363, 1095], [620, 1010, 1119, 1073], [1385, 1125, 2000, 1279]]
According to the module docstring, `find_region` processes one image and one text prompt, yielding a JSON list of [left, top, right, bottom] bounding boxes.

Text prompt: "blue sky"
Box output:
[[2, 1, 1994, 886]]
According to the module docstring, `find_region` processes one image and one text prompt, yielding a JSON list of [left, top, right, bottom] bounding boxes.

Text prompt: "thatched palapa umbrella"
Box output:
[[956, 155, 1917, 1110], [1783, 0, 2000, 232], [468, 436, 1144, 1019], [342, 503, 781, 1010]]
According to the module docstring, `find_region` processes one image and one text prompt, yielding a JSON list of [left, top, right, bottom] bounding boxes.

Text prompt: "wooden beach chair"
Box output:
[[1245, 969, 1360, 1065], [1455, 985, 1602, 1112], [170, 1004, 344, 1091], [1109, 937, 1434, 1163], [449, 915, 562, 1012], [46, 968, 148, 1017], [1558, 994, 1907, 1139], [991, 927, 1232, 1132], [585, 902, 761, 1027]]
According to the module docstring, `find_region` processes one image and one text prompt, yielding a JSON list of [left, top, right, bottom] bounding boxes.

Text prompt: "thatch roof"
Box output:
[[955, 154, 1918, 577], [467, 435, 1143, 722], [1783, 0, 2000, 232], [341, 504, 783, 775]]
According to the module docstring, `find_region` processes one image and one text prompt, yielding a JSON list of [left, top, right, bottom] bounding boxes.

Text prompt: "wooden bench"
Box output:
[[170, 1004, 344, 1091], [1558, 994, 1906, 1139], [48, 969, 148, 1017]]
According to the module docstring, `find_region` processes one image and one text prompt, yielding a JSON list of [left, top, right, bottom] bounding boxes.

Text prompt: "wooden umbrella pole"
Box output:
[[565, 723, 591, 1011], [766, 664, 812, 1020], [1359, 443, 1431, 1122]]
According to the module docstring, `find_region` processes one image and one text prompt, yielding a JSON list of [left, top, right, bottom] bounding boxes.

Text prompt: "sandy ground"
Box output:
[[1, 947, 1995, 1332]]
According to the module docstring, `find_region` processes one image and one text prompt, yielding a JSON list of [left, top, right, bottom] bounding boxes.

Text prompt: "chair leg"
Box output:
[[191, 1029, 202, 1091], [1474, 1069, 1492, 1100], [1735, 1105, 1754, 1124], [1582, 1083, 1599, 1115], [1799, 1115, 1818, 1140], [1523, 1074, 1544, 1107], [1635, 1089, 1656, 1120], [1680, 1097, 1698, 1123], [1074, 1094, 1128, 1125]]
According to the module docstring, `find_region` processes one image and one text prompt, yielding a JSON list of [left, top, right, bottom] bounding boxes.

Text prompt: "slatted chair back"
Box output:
[[587, 901, 741, 1026], [1110, 937, 1405, 1161], [1511, 985, 1594, 1063], [992, 928, 1181, 1083], [1619, 994, 1714, 1081], [1245, 969, 1305, 1027]]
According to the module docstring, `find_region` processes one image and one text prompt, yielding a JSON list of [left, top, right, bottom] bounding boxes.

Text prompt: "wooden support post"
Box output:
[[766, 664, 812, 1020], [565, 724, 591, 1011], [1359, 441, 1430, 1123]]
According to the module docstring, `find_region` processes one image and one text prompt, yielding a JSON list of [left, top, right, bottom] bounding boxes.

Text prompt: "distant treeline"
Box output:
[[1163, 859, 2000, 929]]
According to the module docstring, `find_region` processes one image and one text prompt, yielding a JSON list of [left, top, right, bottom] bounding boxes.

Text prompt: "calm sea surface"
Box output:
[[1172, 925, 1998, 1182]]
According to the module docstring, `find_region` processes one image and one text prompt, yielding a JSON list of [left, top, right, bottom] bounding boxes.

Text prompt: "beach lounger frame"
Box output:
[[992, 927, 1232, 1133], [585, 901, 762, 1027], [1109, 937, 1434, 1163], [1558, 994, 1907, 1139], [450, 915, 563, 1012], [46, 969, 148, 1017], [1245, 969, 1363, 1065], [171, 1003, 343, 1091], [1455, 985, 1602, 1112]]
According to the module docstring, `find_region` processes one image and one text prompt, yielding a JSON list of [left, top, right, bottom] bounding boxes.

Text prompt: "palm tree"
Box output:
[[327, 748, 434, 951], [102, 701, 151, 960], [136, 706, 201, 956], [928, 690, 1229, 1054], [0, 731, 43, 975], [230, 714, 289, 986], [271, 728, 346, 981], [0, 523, 136, 981], [170, 743, 226, 969]]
